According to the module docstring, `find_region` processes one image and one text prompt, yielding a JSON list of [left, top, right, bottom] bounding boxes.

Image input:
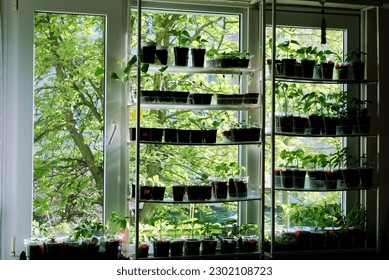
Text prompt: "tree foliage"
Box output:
[[34, 13, 105, 226]]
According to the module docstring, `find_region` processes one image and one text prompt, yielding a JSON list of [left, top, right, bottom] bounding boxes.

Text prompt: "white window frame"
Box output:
[[1, 0, 127, 259]]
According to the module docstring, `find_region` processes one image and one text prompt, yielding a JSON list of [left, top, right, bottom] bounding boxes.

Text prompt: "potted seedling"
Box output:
[[287, 84, 308, 134], [359, 154, 374, 189], [344, 203, 367, 248], [191, 35, 208, 67], [238, 223, 259, 253], [346, 48, 367, 80], [277, 40, 299, 76], [325, 147, 347, 189], [141, 41, 157, 64], [302, 153, 328, 189], [151, 218, 171, 258], [183, 217, 202, 256], [301, 90, 326, 135], [220, 221, 239, 254], [275, 82, 293, 133], [73, 220, 106, 259], [169, 215, 186, 257], [296, 46, 317, 78], [200, 222, 221, 255], [351, 98, 372, 134], [208, 50, 251, 68], [171, 29, 192, 66], [279, 149, 306, 189], [314, 49, 335, 79], [223, 122, 261, 143]]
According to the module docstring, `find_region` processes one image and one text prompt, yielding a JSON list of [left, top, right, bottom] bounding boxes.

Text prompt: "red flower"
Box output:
[[141, 243, 148, 249]]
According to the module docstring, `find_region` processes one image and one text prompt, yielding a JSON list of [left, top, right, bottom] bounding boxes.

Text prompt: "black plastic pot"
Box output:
[[153, 239, 171, 258], [185, 239, 201, 255], [220, 237, 237, 254], [198, 185, 212, 200], [325, 170, 342, 189], [187, 186, 200, 201], [26, 242, 44, 260], [213, 181, 228, 199], [301, 59, 315, 78], [189, 93, 213, 105], [342, 168, 360, 188], [191, 48, 206, 67], [104, 239, 120, 260], [238, 236, 258, 253], [140, 186, 152, 200], [337, 65, 349, 79], [44, 241, 64, 260], [281, 169, 294, 188], [320, 62, 334, 79], [150, 128, 164, 142], [325, 229, 339, 249], [172, 185, 186, 201], [63, 241, 82, 260], [190, 130, 204, 144], [210, 58, 249, 68], [172, 91, 189, 103], [201, 238, 218, 255], [323, 116, 339, 135], [170, 239, 184, 257], [141, 42, 156, 64], [203, 129, 217, 143], [228, 178, 238, 197], [177, 129, 191, 143], [164, 128, 178, 143], [235, 179, 248, 197], [292, 116, 308, 134], [296, 230, 311, 250], [243, 93, 259, 104], [308, 115, 324, 135], [355, 115, 371, 134], [351, 61, 365, 80], [310, 231, 325, 250], [140, 127, 152, 141], [276, 115, 293, 133], [138, 243, 149, 258], [281, 58, 297, 76], [140, 90, 159, 103], [230, 128, 261, 142], [152, 186, 166, 200], [293, 170, 306, 188], [82, 238, 100, 260], [352, 228, 366, 248], [359, 167, 373, 189], [174, 46, 189, 66], [293, 63, 303, 77], [339, 229, 352, 249], [307, 170, 326, 188], [156, 46, 168, 65]]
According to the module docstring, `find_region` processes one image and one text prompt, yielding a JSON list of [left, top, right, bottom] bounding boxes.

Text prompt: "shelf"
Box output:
[[274, 76, 378, 84], [267, 247, 377, 259], [269, 131, 377, 138], [127, 140, 261, 146], [128, 194, 261, 204], [147, 64, 260, 75], [138, 251, 261, 260], [128, 102, 261, 111], [271, 186, 377, 192]]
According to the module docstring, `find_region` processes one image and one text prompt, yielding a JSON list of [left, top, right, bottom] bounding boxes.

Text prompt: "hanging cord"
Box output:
[[320, 0, 326, 44]]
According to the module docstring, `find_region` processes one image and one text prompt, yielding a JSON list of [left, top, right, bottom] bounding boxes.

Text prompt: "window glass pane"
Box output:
[[128, 10, 245, 241], [33, 12, 105, 233], [265, 26, 344, 235]]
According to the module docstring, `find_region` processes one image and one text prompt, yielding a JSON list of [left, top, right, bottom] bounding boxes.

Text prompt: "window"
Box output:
[[3, 0, 126, 257]]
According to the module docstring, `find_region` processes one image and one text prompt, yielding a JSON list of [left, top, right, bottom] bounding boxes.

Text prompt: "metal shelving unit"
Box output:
[[130, 0, 265, 260], [266, 0, 381, 259]]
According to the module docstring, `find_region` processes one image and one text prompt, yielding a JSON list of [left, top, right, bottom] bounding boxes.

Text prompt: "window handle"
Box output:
[[107, 121, 118, 146]]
